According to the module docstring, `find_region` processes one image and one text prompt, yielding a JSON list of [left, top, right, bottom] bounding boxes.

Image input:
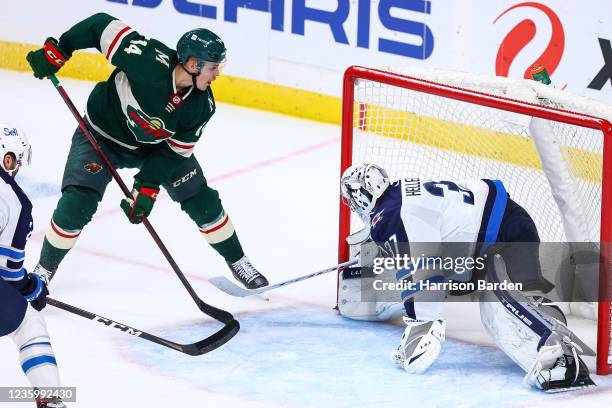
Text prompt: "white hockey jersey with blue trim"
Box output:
[[0, 170, 33, 282]]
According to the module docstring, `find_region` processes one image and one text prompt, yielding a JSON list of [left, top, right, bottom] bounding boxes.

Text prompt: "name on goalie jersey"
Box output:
[[403, 178, 421, 196]]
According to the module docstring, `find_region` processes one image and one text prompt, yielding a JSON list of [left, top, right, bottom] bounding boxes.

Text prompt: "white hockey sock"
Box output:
[[198, 211, 236, 244], [9, 306, 61, 388], [46, 219, 81, 250]]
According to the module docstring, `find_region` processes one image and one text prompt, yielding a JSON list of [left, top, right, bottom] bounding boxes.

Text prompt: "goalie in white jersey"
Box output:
[[339, 163, 594, 392], [0, 126, 66, 408]]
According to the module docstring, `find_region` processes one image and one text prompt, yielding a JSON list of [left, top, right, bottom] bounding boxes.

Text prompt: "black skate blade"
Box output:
[[544, 379, 596, 393]]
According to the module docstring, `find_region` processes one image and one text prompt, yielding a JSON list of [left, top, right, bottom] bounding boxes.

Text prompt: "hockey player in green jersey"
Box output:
[[26, 13, 269, 289]]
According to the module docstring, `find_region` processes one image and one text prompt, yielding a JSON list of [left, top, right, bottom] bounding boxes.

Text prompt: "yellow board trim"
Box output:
[[0, 40, 342, 125], [1, 40, 602, 183]]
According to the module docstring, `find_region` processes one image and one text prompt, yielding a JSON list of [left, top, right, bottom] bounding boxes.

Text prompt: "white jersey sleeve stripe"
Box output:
[[0, 266, 25, 281], [100, 20, 134, 61], [166, 139, 195, 157], [0, 245, 25, 261]]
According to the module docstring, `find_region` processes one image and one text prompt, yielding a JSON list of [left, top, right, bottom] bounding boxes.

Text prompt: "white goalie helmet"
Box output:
[[0, 125, 31, 176], [340, 163, 390, 217]]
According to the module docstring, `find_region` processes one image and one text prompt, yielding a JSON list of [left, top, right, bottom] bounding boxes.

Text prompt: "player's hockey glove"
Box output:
[[120, 180, 160, 224], [26, 37, 71, 79], [13, 271, 50, 311]]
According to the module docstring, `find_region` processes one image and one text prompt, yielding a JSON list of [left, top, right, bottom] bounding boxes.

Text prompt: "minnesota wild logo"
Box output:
[[126, 105, 174, 143], [84, 162, 103, 174]]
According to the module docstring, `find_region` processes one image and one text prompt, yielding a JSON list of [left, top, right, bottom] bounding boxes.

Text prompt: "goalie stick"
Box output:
[[46, 74, 239, 349], [47, 298, 239, 355], [209, 259, 358, 297]]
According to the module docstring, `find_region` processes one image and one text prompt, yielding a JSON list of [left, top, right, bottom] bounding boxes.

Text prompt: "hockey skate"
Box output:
[[524, 341, 596, 392], [391, 318, 446, 374], [227, 256, 269, 289], [32, 263, 54, 284]]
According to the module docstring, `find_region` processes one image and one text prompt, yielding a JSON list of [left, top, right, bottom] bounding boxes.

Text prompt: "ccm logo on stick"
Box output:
[[107, 0, 435, 60], [93, 315, 143, 336]]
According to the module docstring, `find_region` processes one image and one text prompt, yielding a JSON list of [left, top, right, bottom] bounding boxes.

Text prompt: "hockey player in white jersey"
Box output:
[[0, 126, 66, 408], [339, 163, 594, 392]]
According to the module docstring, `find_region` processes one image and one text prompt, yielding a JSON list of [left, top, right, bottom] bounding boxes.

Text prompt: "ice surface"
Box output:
[[0, 69, 611, 407]]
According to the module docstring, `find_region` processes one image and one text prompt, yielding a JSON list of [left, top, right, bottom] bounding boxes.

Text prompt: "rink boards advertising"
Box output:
[[0, 0, 610, 123]]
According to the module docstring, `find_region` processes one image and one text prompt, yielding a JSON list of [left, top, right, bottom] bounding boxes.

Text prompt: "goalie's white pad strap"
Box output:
[[45, 219, 81, 250], [199, 212, 235, 244]]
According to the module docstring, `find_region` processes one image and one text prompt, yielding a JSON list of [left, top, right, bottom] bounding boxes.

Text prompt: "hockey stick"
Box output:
[[209, 259, 358, 297], [47, 297, 239, 355], [46, 75, 238, 343]]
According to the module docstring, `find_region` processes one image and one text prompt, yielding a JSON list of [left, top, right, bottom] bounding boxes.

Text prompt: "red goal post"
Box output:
[[337, 65, 612, 375]]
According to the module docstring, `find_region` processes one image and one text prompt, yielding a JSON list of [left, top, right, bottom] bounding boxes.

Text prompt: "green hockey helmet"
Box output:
[[177, 28, 226, 67]]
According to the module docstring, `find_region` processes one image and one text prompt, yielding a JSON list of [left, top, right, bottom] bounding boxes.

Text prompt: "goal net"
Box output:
[[337, 65, 612, 375]]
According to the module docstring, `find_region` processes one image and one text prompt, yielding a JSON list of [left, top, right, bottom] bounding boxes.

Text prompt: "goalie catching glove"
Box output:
[[120, 180, 160, 224], [26, 37, 71, 79]]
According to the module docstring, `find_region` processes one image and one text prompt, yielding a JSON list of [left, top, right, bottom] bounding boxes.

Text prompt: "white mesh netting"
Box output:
[[348, 68, 608, 244]]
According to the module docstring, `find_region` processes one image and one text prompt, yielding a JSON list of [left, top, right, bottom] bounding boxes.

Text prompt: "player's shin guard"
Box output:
[[180, 189, 244, 263], [39, 186, 100, 273], [9, 306, 61, 388]]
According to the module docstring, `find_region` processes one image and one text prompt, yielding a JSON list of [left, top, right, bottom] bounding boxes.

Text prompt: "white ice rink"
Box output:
[[0, 69, 611, 407]]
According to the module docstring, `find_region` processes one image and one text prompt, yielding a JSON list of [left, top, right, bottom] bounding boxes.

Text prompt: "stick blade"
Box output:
[[183, 319, 241, 355], [209, 276, 260, 297]]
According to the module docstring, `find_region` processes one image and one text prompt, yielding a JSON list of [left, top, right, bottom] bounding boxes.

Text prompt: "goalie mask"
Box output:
[[0, 125, 31, 176], [341, 163, 390, 217]]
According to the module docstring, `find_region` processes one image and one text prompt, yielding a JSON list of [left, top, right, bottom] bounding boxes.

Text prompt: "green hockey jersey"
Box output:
[[57, 13, 216, 185]]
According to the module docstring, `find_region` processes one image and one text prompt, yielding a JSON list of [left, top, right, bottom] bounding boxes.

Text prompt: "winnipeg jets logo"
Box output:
[[371, 209, 385, 228]]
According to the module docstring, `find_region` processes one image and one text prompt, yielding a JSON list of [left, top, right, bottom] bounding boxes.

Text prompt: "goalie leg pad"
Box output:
[[481, 254, 595, 388], [338, 267, 404, 321]]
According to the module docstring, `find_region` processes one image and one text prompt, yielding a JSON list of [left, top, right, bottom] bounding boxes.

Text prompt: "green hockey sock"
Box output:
[[39, 237, 70, 272], [210, 233, 244, 264]]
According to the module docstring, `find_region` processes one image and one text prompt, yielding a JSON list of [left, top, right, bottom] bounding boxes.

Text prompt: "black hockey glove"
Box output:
[[26, 37, 71, 79], [20, 272, 50, 311]]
